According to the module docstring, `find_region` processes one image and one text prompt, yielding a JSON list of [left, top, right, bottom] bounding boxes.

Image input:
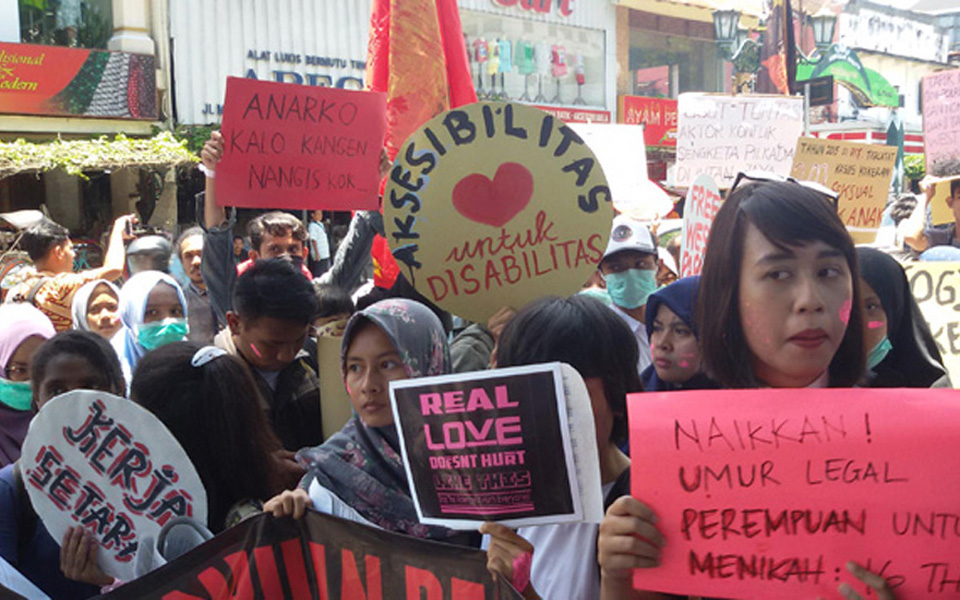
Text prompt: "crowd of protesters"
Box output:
[[0, 126, 952, 600]]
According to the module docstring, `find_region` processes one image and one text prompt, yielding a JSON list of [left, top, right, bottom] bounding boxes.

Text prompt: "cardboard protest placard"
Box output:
[[922, 69, 960, 177], [20, 391, 207, 581], [791, 137, 897, 242], [676, 94, 804, 188], [628, 388, 960, 599], [383, 102, 612, 323], [217, 77, 386, 211], [101, 511, 523, 599], [568, 123, 671, 221], [928, 175, 960, 227], [679, 174, 721, 278], [390, 363, 603, 529], [905, 262, 960, 388]]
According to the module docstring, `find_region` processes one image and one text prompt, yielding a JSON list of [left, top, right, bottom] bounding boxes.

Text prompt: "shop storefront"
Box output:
[[0, 0, 179, 240], [169, 0, 373, 126], [456, 0, 617, 123]]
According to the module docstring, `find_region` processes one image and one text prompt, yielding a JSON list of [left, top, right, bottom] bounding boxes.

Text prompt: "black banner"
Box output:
[[98, 511, 522, 599]]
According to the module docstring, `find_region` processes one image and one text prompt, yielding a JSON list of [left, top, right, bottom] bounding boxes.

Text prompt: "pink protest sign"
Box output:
[[679, 173, 721, 277], [628, 388, 960, 599], [217, 77, 386, 211]]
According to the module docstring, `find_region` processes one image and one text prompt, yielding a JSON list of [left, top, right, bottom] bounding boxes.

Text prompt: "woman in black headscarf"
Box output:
[[857, 247, 949, 388]]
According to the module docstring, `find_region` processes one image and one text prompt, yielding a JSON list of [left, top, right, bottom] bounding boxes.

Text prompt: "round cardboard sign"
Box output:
[[384, 102, 613, 322], [20, 390, 207, 581]]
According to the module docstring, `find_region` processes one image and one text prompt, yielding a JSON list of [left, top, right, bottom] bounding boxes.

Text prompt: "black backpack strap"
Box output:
[[13, 463, 39, 560]]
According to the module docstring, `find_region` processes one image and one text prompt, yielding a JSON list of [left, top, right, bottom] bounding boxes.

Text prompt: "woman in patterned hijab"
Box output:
[[290, 299, 478, 546]]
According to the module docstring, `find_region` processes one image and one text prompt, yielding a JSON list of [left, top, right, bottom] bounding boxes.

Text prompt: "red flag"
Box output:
[[757, 0, 797, 95], [366, 0, 478, 288]]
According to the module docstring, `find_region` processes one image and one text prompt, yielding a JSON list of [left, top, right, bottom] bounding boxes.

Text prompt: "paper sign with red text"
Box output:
[[217, 76, 386, 211], [383, 102, 612, 323], [679, 174, 721, 277], [791, 137, 896, 241], [390, 363, 603, 529], [628, 388, 960, 599], [20, 391, 207, 582]]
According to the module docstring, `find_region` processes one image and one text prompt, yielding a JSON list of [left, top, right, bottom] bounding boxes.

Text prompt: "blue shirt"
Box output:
[[0, 464, 99, 599]]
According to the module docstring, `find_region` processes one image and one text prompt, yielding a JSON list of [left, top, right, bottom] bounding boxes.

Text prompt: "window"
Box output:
[[18, 0, 112, 49]]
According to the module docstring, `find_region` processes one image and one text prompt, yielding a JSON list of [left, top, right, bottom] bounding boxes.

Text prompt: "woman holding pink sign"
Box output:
[[597, 177, 897, 600]]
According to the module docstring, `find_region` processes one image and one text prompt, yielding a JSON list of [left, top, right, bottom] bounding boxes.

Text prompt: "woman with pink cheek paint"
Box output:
[[856, 247, 949, 388], [641, 276, 719, 392]]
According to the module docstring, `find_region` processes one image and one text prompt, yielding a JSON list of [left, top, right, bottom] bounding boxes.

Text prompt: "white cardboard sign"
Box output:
[[20, 391, 207, 581], [676, 94, 804, 188]]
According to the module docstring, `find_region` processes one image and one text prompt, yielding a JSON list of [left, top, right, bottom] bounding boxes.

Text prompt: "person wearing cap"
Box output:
[[598, 216, 658, 375]]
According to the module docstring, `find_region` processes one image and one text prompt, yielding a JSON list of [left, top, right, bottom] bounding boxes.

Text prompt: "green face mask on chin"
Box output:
[[0, 379, 33, 412], [867, 335, 893, 371], [137, 318, 189, 351]]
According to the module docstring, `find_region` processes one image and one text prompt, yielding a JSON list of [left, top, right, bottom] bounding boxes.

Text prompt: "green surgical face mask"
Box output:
[[0, 379, 33, 412], [137, 318, 189, 351], [867, 335, 893, 371], [604, 269, 658, 310]]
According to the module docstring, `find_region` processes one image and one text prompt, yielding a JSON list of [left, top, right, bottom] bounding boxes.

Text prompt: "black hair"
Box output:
[[246, 212, 307, 252], [30, 330, 125, 407], [952, 179, 960, 197], [176, 226, 203, 258], [698, 181, 865, 388], [312, 282, 355, 319], [356, 273, 453, 334], [496, 295, 640, 445], [20, 218, 69, 262], [130, 341, 284, 532], [233, 234, 244, 242], [233, 258, 319, 324]]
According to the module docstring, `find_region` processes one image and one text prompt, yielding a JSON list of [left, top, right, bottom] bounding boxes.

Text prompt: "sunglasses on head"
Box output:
[[729, 170, 840, 210]]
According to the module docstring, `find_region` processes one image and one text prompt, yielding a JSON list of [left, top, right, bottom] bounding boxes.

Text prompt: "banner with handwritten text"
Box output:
[[390, 363, 604, 530], [20, 391, 207, 582], [383, 102, 612, 322], [791, 137, 896, 237], [905, 262, 960, 388], [217, 77, 386, 211], [628, 388, 960, 599], [676, 94, 803, 188], [922, 69, 960, 176]]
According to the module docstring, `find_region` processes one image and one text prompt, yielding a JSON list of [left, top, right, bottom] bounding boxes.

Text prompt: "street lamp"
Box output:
[[713, 9, 741, 55], [713, 9, 741, 92], [810, 8, 837, 54]]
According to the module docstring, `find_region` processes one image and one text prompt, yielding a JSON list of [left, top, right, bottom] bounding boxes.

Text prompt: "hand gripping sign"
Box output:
[[384, 102, 612, 323], [390, 363, 604, 530], [20, 391, 207, 581]]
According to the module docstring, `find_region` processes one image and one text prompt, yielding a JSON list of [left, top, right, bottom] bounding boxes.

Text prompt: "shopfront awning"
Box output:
[[615, 0, 763, 26], [0, 131, 198, 179], [796, 45, 900, 108]]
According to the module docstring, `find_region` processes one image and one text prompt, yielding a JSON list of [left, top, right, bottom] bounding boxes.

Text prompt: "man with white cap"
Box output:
[[598, 215, 658, 374]]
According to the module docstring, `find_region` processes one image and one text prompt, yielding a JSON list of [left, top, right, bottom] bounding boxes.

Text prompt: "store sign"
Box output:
[[618, 95, 678, 148], [533, 105, 610, 124], [0, 42, 157, 120], [492, 0, 575, 17]]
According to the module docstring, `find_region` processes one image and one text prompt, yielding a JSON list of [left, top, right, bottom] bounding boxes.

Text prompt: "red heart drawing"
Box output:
[[452, 162, 534, 228]]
